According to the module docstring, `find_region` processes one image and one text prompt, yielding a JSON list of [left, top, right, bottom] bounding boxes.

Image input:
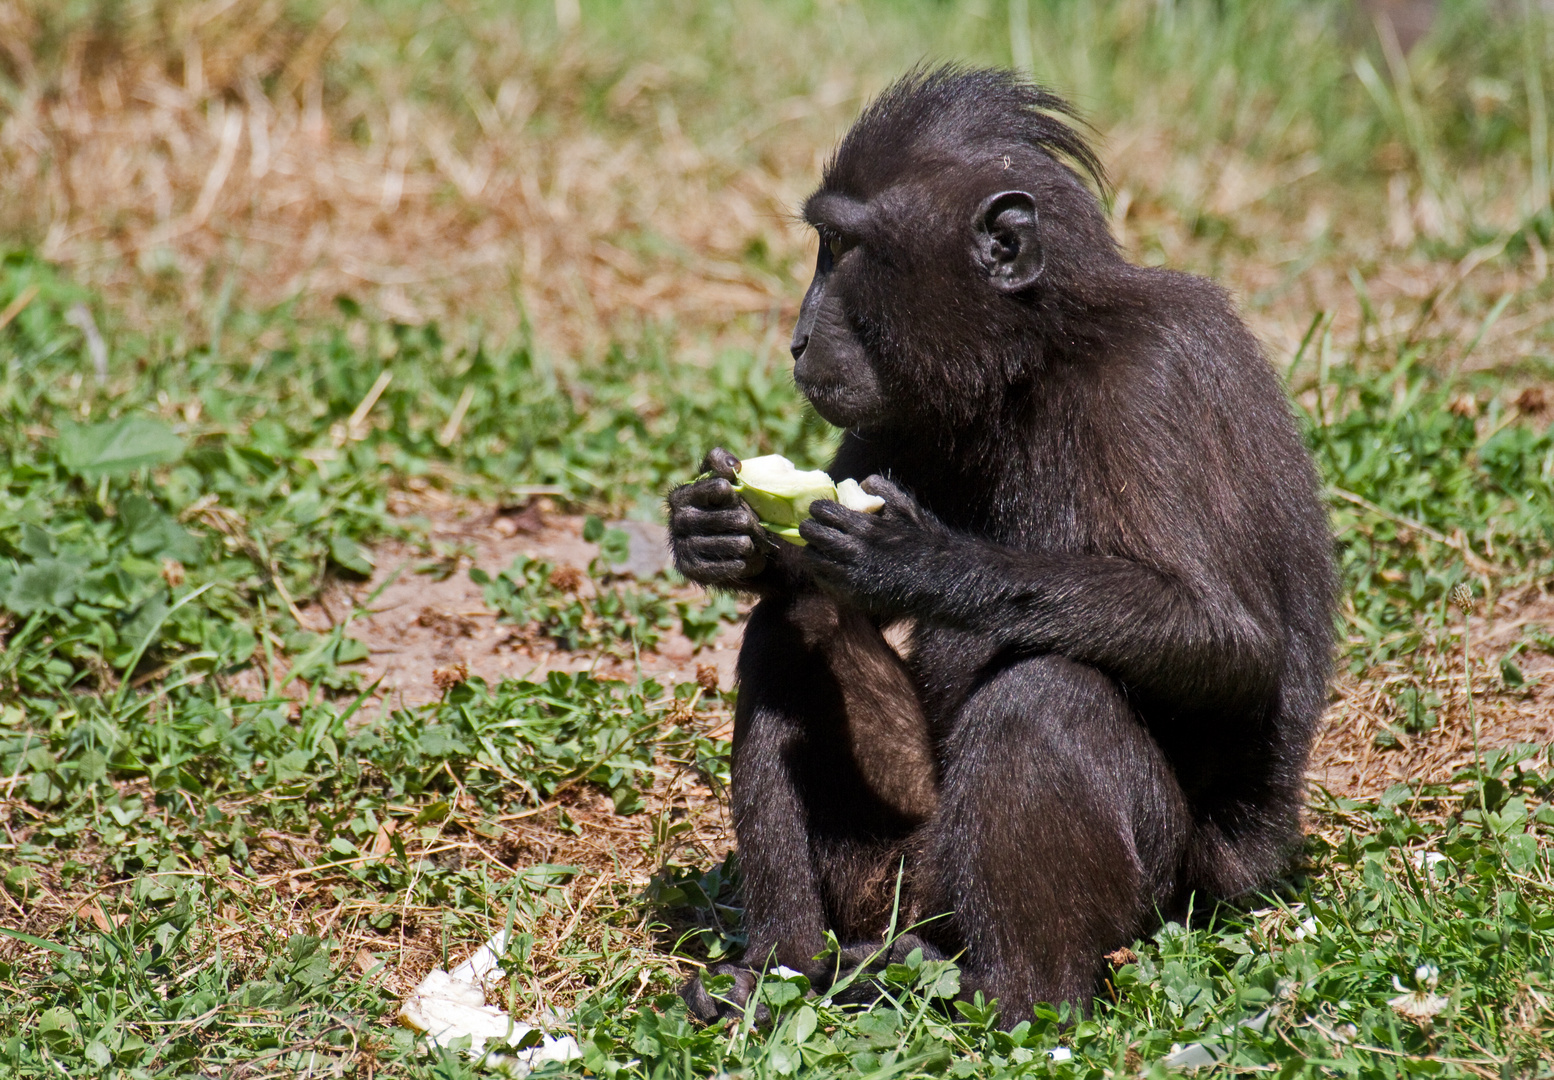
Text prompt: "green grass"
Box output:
[[0, 251, 821, 707], [640, 756, 1554, 1077], [5, 237, 1554, 1078], [3, 0, 1554, 1075], [5, 741, 1551, 1076]]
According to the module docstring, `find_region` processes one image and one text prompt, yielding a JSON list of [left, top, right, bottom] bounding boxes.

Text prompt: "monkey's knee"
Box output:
[[920, 656, 1189, 1020], [1181, 809, 1302, 903], [953, 654, 1188, 839]]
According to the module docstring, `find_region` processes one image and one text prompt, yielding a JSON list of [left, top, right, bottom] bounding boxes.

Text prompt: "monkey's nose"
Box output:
[[789, 333, 808, 361]]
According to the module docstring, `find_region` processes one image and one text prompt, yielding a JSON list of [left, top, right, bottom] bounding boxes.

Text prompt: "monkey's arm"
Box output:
[[801, 482, 1282, 714]]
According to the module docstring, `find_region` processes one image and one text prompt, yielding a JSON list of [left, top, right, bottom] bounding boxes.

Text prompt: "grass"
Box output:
[[0, 0, 1553, 1076]]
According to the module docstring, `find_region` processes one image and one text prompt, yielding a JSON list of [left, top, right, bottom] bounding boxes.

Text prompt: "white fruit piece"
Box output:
[[733, 454, 837, 526], [836, 477, 886, 513]]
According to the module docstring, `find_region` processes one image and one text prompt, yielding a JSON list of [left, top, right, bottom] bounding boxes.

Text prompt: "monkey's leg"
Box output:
[[738, 594, 937, 954], [684, 593, 933, 1022], [918, 654, 1190, 1025], [1178, 779, 1306, 911]]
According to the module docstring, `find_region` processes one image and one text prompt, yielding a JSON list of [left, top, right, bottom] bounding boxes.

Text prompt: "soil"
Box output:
[[1309, 584, 1554, 799], [15, 496, 1554, 1005], [284, 491, 745, 721]]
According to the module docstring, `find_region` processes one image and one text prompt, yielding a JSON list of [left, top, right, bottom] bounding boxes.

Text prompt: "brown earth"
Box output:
[[5, 495, 748, 1003], [265, 493, 745, 720], [14, 497, 1554, 1009], [212, 492, 1554, 1006], [1311, 585, 1554, 800]]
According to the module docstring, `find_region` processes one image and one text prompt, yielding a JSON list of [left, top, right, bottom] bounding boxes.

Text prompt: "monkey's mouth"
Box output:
[[796, 379, 867, 428]]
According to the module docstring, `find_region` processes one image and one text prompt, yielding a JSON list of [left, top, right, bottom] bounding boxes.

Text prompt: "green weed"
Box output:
[[4, 0, 1554, 1075]]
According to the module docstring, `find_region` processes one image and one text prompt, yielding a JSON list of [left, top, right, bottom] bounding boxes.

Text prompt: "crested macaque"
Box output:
[[667, 67, 1335, 1025]]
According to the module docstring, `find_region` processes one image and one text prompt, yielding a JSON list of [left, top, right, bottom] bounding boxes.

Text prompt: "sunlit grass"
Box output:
[[2, 1, 1554, 1076]]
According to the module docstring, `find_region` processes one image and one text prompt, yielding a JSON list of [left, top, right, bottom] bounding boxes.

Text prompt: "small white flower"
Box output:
[[1293, 916, 1319, 940], [1048, 1047, 1073, 1062], [773, 965, 804, 980], [1390, 965, 1448, 1021], [1389, 989, 1449, 1021], [1408, 850, 1450, 872]]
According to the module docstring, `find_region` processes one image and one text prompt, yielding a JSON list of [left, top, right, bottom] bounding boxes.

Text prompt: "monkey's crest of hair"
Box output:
[[824, 66, 1109, 201]]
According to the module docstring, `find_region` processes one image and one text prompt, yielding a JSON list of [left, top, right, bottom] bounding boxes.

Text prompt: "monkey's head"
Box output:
[[791, 68, 1121, 435]]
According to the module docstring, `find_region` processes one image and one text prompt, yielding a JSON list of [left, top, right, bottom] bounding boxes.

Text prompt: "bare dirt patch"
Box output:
[[17, 497, 1554, 1007], [316, 490, 1554, 805], [39, 485, 1535, 999], [5, 744, 736, 1007], [2, 494, 750, 1002], [280, 491, 745, 719], [1310, 584, 1554, 800]]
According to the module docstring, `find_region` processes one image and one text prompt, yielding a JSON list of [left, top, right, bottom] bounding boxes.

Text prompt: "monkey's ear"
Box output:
[[973, 191, 1044, 293]]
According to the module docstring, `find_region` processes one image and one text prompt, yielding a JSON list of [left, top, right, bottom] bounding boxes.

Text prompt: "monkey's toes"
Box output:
[[681, 965, 768, 1025]]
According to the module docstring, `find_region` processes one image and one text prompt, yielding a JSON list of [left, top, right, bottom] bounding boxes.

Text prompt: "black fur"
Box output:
[[668, 67, 1335, 1027]]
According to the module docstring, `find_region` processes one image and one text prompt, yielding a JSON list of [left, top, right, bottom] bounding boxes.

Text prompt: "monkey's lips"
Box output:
[[732, 454, 884, 545]]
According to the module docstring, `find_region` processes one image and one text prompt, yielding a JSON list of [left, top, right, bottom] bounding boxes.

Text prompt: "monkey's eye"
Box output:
[[817, 227, 851, 265]]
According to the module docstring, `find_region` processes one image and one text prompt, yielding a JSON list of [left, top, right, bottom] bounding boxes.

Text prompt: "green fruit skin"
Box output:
[[734, 482, 835, 529], [766, 523, 806, 546]]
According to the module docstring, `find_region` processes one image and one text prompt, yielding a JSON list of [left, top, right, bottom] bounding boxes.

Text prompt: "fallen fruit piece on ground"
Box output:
[[398, 929, 582, 1076]]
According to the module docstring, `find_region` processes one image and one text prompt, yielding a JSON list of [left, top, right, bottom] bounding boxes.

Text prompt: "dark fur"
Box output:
[[667, 67, 1335, 1026]]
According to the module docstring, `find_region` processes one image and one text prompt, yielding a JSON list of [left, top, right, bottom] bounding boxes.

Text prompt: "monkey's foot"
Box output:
[[681, 936, 946, 1023], [681, 963, 771, 1026], [827, 933, 947, 1005]]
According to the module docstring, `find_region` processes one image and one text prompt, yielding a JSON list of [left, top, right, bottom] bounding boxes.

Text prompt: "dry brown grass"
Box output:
[[0, 488, 740, 1013], [3, 0, 1552, 371], [3, 701, 734, 1023], [0, 0, 846, 358], [1312, 584, 1554, 799]]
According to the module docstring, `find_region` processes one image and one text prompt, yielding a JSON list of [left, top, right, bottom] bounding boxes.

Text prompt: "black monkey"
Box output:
[[667, 68, 1335, 1025]]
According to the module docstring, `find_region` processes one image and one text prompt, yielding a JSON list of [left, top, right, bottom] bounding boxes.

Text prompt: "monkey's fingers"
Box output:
[[827, 934, 950, 1006], [797, 513, 864, 563], [672, 533, 767, 585], [680, 533, 763, 563], [671, 501, 762, 538], [681, 965, 766, 1026], [701, 446, 741, 481], [860, 475, 928, 524], [806, 498, 874, 538], [668, 475, 741, 512]]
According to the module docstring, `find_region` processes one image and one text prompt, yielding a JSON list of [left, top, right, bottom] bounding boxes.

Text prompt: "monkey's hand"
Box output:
[[668, 447, 774, 588], [800, 476, 950, 614]]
